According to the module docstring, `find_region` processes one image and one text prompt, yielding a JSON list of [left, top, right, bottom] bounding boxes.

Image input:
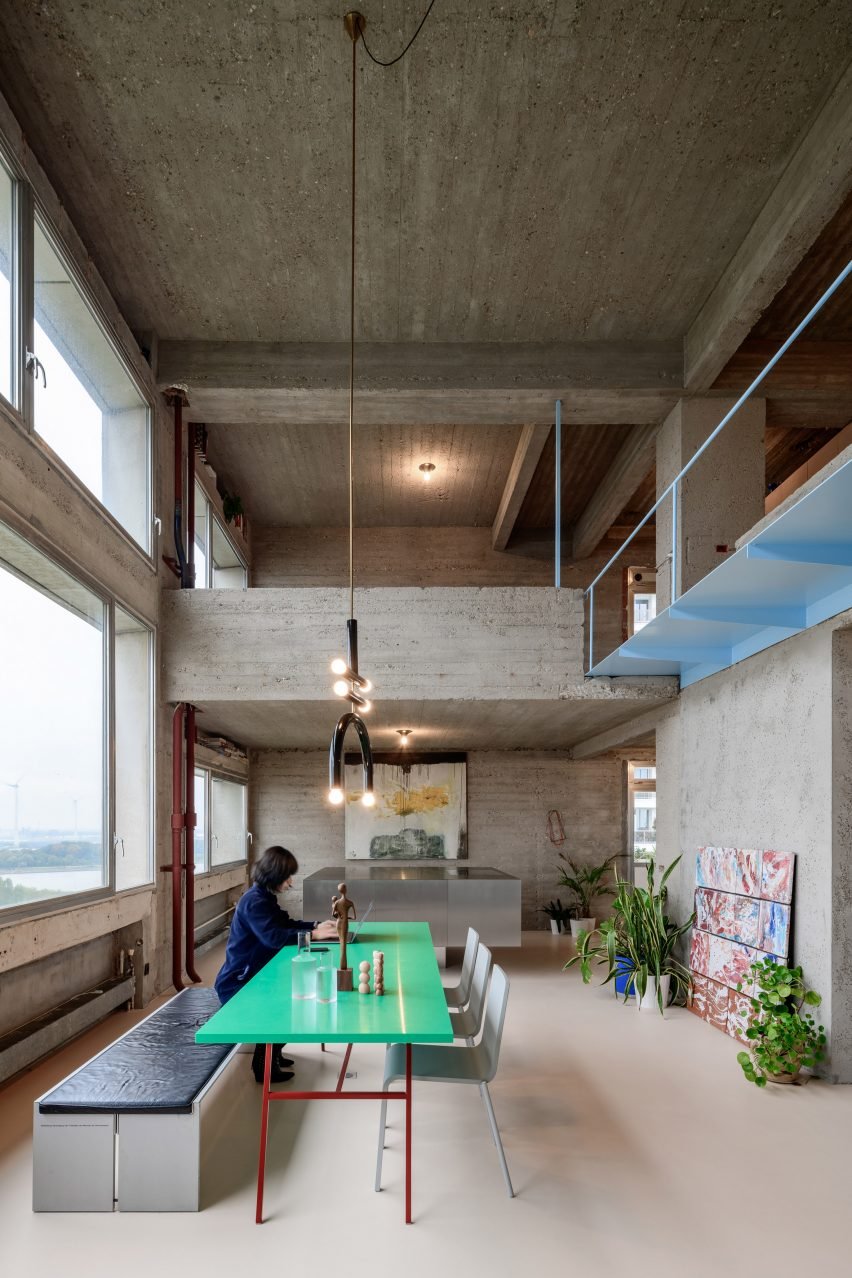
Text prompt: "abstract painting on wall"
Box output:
[[689, 847, 794, 1041], [344, 752, 467, 860]]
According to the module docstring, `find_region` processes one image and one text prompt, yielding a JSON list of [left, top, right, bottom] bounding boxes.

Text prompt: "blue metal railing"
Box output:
[[583, 259, 852, 673]]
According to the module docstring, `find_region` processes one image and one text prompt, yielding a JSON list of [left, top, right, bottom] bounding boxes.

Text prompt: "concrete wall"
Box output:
[[657, 613, 852, 1080], [249, 749, 626, 931]]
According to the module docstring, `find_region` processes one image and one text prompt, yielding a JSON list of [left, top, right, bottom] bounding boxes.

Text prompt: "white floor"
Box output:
[[2, 933, 850, 1278]]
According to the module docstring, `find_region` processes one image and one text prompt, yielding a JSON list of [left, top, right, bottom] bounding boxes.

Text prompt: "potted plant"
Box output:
[[542, 899, 568, 935], [556, 852, 617, 937], [736, 959, 825, 1086], [563, 856, 694, 1014]]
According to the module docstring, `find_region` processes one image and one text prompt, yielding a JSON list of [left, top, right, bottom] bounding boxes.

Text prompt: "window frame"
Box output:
[[193, 480, 247, 590], [192, 764, 249, 875], [0, 132, 157, 568], [0, 510, 157, 924]]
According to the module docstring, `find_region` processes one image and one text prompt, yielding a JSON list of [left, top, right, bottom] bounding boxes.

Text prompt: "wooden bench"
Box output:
[[33, 987, 240, 1212]]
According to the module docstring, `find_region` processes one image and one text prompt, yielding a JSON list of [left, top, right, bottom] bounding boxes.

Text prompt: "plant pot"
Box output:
[[570, 918, 595, 937], [614, 956, 635, 997], [549, 920, 561, 935], [635, 974, 670, 1013], [765, 1069, 802, 1086]]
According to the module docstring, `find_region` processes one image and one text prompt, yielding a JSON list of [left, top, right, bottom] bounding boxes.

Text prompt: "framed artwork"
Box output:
[[344, 752, 467, 860], [688, 846, 795, 1041]]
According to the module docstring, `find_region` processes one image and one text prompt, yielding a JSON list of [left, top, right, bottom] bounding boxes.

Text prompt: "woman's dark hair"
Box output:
[[252, 845, 299, 891]]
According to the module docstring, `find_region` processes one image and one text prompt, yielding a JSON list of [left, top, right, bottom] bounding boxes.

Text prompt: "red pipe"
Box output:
[[185, 704, 202, 982], [187, 419, 196, 588], [170, 704, 186, 992]]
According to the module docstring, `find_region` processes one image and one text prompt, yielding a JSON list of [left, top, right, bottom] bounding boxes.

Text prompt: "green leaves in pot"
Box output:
[[736, 959, 825, 1086]]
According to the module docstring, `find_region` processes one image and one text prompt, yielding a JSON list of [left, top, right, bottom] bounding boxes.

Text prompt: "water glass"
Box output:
[[297, 931, 311, 956], [315, 953, 337, 1004], [292, 945, 318, 1001]]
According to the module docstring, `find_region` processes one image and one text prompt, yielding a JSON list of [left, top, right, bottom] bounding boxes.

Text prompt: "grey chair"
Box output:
[[450, 942, 492, 1044], [376, 964, 514, 1198], [443, 927, 479, 1009]]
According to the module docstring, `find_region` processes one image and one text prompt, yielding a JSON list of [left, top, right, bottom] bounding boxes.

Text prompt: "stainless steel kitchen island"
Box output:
[[303, 865, 521, 949]]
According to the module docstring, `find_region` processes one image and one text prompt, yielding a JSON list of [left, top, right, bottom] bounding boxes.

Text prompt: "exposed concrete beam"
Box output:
[[158, 339, 683, 425], [571, 703, 676, 760], [492, 424, 552, 550], [572, 424, 658, 560], [684, 63, 852, 392]]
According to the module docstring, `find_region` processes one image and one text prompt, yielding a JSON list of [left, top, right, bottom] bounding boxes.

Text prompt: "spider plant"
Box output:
[[556, 852, 618, 919], [564, 856, 694, 1013]]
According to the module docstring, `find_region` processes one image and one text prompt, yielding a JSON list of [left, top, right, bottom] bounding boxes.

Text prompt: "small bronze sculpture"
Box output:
[[331, 882, 357, 990]]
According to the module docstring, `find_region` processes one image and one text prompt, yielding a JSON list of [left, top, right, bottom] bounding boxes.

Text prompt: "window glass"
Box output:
[[194, 482, 208, 589], [211, 518, 247, 589], [33, 218, 150, 550], [633, 593, 656, 632], [210, 776, 247, 866], [194, 769, 207, 871], [114, 607, 152, 890], [0, 522, 105, 910], [0, 161, 12, 404]]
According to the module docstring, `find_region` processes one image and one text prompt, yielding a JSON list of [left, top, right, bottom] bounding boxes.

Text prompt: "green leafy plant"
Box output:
[[563, 856, 694, 1013], [556, 852, 618, 919], [541, 898, 570, 926], [222, 492, 245, 524], [736, 959, 825, 1086]]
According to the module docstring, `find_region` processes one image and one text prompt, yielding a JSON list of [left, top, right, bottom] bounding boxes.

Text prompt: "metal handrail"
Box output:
[[585, 258, 852, 672]]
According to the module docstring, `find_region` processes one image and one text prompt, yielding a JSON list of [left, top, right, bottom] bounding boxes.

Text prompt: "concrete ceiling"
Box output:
[[1, 2, 850, 346], [193, 693, 677, 751]]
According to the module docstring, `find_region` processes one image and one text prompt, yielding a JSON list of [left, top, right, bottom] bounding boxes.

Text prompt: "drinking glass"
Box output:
[[297, 931, 311, 956], [292, 933, 317, 1000], [315, 950, 337, 1004]]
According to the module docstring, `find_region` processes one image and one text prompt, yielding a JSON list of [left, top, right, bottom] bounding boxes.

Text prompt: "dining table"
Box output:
[[195, 920, 454, 1223]]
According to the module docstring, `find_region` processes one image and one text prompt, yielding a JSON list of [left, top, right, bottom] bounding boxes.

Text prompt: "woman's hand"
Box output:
[[312, 919, 338, 941]]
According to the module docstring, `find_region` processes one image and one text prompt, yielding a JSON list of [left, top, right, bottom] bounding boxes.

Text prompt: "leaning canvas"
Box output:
[[344, 754, 467, 860]]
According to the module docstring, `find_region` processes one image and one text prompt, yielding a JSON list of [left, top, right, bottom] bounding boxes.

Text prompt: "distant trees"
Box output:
[[0, 841, 100, 870]]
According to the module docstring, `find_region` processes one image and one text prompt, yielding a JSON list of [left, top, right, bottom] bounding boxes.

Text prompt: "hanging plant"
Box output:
[[222, 492, 244, 525]]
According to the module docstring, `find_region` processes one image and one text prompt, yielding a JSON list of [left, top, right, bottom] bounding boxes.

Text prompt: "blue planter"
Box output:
[[614, 956, 635, 997]]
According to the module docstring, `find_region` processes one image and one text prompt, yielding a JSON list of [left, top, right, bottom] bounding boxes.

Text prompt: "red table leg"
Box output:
[[405, 1043, 412, 1224], [255, 1044, 273, 1224]]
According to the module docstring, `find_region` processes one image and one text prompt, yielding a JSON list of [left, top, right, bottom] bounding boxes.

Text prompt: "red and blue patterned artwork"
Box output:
[[689, 847, 795, 1040]]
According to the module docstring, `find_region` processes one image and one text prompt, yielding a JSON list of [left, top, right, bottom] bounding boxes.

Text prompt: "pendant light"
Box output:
[[327, 11, 374, 809], [327, 6, 436, 808]]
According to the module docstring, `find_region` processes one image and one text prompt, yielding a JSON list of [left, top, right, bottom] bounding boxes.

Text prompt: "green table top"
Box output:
[[196, 921, 454, 1045]]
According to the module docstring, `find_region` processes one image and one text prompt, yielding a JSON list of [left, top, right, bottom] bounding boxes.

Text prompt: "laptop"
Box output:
[[325, 900, 374, 945]]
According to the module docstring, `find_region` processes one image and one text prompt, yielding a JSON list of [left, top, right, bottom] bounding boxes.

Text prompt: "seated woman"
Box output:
[[215, 844, 337, 1083]]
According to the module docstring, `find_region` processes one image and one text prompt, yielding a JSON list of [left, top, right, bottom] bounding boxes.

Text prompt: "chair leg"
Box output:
[[375, 1081, 390, 1192], [479, 1082, 515, 1199]]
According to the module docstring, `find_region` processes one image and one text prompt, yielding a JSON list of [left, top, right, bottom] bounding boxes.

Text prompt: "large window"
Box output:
[[0, 520, 154, 913], [33, 217, 151, 551], [193, 767, 248, 871], [630, 763, 657, 887], [193, 481, 247, 589]]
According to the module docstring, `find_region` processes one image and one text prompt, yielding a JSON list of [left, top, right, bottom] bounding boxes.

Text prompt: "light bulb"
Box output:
[[328, 787, 344, 805], [360, 678, 372, 693], [361, 699, 372, 713], [422, 470, 432, 481], [333, 679, 350, 697], [362, 791, 376, 807], [400, 735, 409, 746], [331, 657, 347, 675]]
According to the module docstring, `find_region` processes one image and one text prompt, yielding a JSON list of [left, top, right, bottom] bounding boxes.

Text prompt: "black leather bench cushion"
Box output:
[[39, 987, 233, 1115]]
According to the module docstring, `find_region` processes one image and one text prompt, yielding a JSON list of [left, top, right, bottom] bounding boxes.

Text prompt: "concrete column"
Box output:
[[655, 397, 765, 609], [830, 628, 852, 1082]]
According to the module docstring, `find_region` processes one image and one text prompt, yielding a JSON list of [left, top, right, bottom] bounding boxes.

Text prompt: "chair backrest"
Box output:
[[457, 928, 480, 1006], [479, 965, 510, 1081], [465, 943, 493, 1037]]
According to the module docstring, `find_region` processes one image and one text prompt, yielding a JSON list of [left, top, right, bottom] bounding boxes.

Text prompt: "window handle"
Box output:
[[114, 834, 125, 857], [153, 516, 162, 536], [25, 350, 47, 389]]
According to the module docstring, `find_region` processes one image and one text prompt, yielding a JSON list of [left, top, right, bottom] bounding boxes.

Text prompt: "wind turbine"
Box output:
[[1, 776, 24, 847]]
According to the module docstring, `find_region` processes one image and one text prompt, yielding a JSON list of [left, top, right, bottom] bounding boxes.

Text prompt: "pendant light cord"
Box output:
[[349, 26, 357, 621], [359, 1, 437, 68]]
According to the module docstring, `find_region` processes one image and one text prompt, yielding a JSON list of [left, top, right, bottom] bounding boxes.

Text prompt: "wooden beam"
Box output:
[[491, 424, 552, 550], [571, 424, 658, 560], [684, 62, 852, 392], [715, 341, 852, 394]]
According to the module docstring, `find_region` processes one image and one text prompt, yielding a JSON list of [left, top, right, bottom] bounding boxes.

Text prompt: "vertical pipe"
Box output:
[[170, 704, 186, 992], [671, 478, 679, 605], [554, 399, 562, 590], [184, 704, 202, 982], [588, 585, 595, 673]]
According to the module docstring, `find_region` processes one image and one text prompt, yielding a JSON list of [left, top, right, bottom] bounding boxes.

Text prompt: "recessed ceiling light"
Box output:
[[418, 462, 436, 481]]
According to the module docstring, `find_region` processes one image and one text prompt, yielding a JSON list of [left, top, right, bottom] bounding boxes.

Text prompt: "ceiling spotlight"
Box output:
[[419, 462, 436, 481], [397, 729, 413, 746]]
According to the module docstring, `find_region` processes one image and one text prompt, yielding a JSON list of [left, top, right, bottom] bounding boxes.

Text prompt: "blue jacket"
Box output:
[[215, 884, 316, 1004]]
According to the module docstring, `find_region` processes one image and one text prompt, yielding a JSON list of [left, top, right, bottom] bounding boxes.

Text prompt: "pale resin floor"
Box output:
[[2, 933, 850, 1278]]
